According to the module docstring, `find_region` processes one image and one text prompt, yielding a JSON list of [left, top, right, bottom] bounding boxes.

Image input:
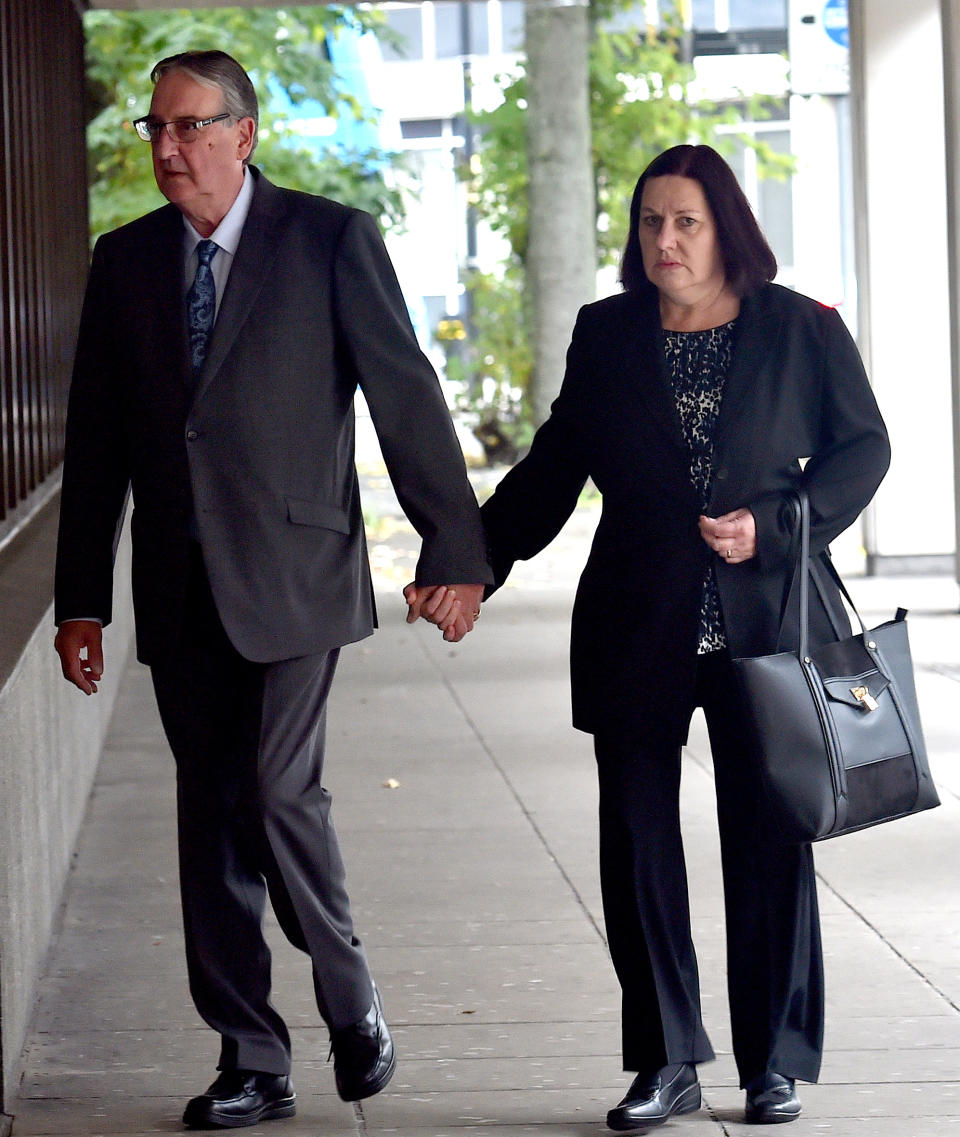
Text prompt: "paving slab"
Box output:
[[6, 489, 959, 1136]]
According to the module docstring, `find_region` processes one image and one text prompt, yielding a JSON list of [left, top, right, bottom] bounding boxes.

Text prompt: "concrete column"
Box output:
[[525, 0, 595, 425], [849, 0, 955, 573], [940, 0, 960, 591]]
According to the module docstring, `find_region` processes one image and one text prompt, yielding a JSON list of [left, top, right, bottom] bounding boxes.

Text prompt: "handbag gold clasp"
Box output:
[[851, 685, 879, 712]]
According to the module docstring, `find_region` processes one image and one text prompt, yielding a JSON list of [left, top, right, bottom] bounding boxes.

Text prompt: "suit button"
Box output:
[[715, 467, 728, 480], [186, 429, 198, 441]]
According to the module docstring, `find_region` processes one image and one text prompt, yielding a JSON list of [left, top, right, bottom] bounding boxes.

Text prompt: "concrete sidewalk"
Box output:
[[8, 492, 960, 1137]]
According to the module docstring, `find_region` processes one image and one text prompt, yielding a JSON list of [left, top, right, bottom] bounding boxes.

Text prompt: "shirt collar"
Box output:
[[183, 166, 255, 256]]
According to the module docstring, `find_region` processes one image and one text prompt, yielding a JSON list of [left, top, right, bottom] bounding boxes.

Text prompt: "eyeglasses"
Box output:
[[132, 112, 231, 144]]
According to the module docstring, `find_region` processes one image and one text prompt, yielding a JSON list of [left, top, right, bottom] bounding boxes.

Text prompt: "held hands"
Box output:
[[54, 620, 104, 695], [699, 508, 757, 565], [404, 582, 484, 643]]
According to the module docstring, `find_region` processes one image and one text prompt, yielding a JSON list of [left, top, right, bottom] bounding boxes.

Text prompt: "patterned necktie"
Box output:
[[186, 239, 218, 375]]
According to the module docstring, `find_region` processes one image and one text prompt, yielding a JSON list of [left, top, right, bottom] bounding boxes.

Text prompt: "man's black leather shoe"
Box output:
[[606, 1063, 701, 1131], [330, 986, 396, 1101], [745, 1073, 801, 1124], [182, 1070, 295, 1129]]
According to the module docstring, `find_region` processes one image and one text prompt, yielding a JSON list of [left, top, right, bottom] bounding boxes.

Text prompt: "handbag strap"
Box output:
[[794, 490, 871, 660], [796, 490, 810, 658]]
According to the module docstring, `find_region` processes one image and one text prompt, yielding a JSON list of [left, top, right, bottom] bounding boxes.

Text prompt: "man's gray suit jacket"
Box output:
[[55, 167, 492, 663]]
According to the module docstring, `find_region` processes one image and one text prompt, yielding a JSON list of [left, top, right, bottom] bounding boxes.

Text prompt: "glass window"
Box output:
[[723, 130, 794, 272], [473, 2, 492, 54], [401, 119, 446, 140], [757, 130, 794, 267], [725, 143, 747, 188], [729, 0, 787, 28], [604, 1, 647, 32], [691, 0, 716, 28], [670, 0, 788, 31], [435, 1, 490, 58], [379, 6, 424, 62], [424, 295, 450, 330], [500, 1, 525, 51]]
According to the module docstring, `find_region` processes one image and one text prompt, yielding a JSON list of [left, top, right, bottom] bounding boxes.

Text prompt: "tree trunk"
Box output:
[[525, 0, 595, 425]]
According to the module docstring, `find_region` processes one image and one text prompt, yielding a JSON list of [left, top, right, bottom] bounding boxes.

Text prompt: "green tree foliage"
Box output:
[[451, 1, 790, 456], [437, 267, 534, 464], [84, 6, 406, 243], [472, 3, 787, 270]]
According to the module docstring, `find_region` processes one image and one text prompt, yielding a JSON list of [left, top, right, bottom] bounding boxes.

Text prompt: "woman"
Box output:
[[407, 144, 890, 1129]]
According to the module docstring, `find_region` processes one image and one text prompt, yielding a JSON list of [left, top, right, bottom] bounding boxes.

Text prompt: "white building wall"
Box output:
[[855, 0, 955, 564], [789, 94, 846, 309]]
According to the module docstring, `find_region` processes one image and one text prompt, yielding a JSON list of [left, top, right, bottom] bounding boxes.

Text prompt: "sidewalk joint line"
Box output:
[[413, 631, 610, 955], [701, 1093, 735, 1135], [816, 875, 960, 1014], [683, 740, 960, 1015], [352, 1099, 368, 1133]]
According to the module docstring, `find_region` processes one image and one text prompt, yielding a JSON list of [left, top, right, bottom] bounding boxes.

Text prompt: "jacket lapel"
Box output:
[[620, 289, 689, 462], [710, 288, 782, 469], [194, 169, 288, 400], [136, 204, 191, 389]]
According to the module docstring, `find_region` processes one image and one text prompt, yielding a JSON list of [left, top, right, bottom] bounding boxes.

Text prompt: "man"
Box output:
[[55, 50, 488, 1130]]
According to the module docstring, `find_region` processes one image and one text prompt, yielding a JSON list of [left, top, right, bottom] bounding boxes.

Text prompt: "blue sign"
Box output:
[[822, 0, 849, 50]]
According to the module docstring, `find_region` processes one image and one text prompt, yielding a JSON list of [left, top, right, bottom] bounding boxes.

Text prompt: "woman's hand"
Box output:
[[699, 508, 757, 564], [403, 582, 483, 642]]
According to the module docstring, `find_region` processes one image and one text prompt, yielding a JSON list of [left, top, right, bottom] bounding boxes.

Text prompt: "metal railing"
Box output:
[[0, 0, 88, 550]]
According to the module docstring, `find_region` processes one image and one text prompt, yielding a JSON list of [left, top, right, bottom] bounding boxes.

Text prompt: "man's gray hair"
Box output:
[[151, 50, 259, 161]]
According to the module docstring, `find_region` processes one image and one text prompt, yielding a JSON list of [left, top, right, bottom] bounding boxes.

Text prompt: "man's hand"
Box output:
[[404, 582, 484, 643], [54, 620, 104, 695]]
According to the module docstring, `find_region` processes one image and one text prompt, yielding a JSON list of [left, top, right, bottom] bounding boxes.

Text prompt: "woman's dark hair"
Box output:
[[620, 144, 777, 296]]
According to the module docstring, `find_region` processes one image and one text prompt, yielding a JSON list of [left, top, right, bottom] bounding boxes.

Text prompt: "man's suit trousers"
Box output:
[[593, 649, 824, 1088], [150, 545, 373, 1075]]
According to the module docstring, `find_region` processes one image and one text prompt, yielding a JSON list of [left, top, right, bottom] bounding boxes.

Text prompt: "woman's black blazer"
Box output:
[[482, 283, 891, 743]]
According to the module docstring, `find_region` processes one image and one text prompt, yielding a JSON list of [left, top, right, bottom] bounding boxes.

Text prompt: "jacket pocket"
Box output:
[[286, 497, 350, 534]]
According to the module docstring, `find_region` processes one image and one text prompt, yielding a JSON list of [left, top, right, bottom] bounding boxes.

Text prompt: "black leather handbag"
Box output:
[[732, 492, 940, 843]]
